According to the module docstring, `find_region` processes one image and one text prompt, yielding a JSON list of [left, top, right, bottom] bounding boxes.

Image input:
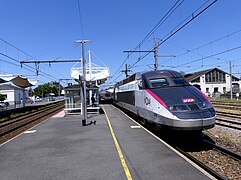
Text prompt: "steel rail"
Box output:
[[202, 139, 241, 161], [0, 102, 63, 128], [173, 146, 227, 180], [0, 103, 64, 139], [216, 111, 241, 118], [215, 122, 241, 131]]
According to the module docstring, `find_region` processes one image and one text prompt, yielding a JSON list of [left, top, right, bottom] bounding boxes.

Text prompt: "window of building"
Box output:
[[192, 78, 200, 83], [206, 88, 209, 93], [223, 87, 226, 93], [205, 69, 226, 83]]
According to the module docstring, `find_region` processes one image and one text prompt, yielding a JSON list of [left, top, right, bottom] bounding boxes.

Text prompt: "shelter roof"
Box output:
[[0, 75, 38, 88]]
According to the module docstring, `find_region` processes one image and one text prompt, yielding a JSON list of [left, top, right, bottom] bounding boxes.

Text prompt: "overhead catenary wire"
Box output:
[[1, 37, 67, 78], [1, 1, 87, 83], [77, 0, 85, 40], [128, 0, 218, 69], [163, 28, 241, 64], [0, 52, 58, 81], [134, 0, 184, 49], [0, 53, 36, 74], [0, 37, 74, 81], [172, 44, 241, 69], [111, 0, 184, 81]]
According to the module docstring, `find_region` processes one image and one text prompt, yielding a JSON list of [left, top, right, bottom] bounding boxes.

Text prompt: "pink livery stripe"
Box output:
[[145, 89, 167, 109]]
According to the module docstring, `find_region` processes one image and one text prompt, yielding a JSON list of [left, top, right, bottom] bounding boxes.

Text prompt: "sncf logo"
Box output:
[[144, 97, 151, 105], [182, 98, 195, 103]]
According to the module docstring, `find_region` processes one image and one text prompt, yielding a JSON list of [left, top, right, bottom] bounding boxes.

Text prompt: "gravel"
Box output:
[[189, 126, 241, 179]]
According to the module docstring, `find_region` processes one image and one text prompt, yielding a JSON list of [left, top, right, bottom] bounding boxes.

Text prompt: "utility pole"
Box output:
[[125, 64, 129, 77], [154, 38, 158, 71], [124, 38, 159, 71], [76, 40, 91, 126], [120, 64, 131, 78], [229, 61, 233, 100]]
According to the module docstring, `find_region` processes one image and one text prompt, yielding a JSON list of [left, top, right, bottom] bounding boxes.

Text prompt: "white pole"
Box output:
[[89, 50, 92, 105], [75, 40, 91, 126], [89, 50, 92, 80]]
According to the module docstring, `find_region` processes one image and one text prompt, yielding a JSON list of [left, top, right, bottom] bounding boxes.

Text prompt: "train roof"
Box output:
[[115, 70, 184, 87], [142, 70, 183, 79]]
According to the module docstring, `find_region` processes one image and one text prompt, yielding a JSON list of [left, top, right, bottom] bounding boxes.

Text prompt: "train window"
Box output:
[[149, 78, 168, 88], [172, 77, 189, 85]]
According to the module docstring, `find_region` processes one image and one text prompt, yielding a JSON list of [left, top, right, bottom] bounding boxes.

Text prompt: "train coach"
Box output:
[[113, 70, 216, 131]]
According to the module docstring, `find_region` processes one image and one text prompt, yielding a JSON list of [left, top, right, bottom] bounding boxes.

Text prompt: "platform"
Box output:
[[0, 104, 214, 180]]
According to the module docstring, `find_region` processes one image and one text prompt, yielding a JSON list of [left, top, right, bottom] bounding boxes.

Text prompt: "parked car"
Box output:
[[0, 102, 6, 109]]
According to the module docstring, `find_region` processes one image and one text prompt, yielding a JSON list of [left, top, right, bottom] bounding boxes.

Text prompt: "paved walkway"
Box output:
[[0, 104, 213, 180], [51, 110, 65, 118]]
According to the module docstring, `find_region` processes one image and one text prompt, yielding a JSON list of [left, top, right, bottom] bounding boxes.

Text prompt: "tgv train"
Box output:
[[99, 87, 114, 103], [113, 70, 216, 131]]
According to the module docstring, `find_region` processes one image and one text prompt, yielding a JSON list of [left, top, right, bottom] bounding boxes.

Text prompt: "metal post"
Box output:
[[58, 79, 61, 97], [81, 42, 87, 126], [229, 61, 233, 100], [89, 51, 92, 106], [76, 40, 91, 126], [154, 38, 158, 71], [125, 64, 128, 77]]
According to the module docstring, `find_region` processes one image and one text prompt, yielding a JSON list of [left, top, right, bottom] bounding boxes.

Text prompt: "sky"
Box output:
[[1, 0, 241, 88]]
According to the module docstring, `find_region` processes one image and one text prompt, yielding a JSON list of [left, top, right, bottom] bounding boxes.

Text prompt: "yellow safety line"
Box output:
[[102, 106, 133, 180]]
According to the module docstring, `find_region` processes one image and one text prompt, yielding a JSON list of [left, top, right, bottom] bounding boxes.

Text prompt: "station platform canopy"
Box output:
[[70, 51, 110, 86], [0, 74, 38, 88]]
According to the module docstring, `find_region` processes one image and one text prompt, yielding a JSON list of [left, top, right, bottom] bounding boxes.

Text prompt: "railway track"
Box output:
[[202, 139, 241, 161], [216, 116, 241, 130], [173, 146, 227, 180], [117, 106, 241, 179], [121, 111, 239, 179], [0, 101, 64, 144], [210, 100, 241, 131], [174, 139, 241, 180]]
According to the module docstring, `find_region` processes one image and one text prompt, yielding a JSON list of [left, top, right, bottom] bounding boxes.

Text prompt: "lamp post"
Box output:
[[76, 40, 91, 126]]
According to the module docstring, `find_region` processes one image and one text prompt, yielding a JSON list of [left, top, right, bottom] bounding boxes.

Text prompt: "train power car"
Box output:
[[99, 87, 114, 104], [113, 70, 216, 131]]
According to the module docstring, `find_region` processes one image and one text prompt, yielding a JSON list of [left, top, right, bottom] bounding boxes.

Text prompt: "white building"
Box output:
[[0, 84, 29, 106], [185, 68, 241, 97]]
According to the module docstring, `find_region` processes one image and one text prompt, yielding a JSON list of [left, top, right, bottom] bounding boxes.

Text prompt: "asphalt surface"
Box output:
[[0, 104, 212, 180]]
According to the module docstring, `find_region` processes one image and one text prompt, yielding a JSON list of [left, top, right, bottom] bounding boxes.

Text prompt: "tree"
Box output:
[[0, 94, 6, 102], [33, 83, 60, 97], [28, 87, 33, 97]]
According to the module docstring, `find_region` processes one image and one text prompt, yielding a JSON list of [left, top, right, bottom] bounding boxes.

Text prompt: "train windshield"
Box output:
[[149, 78, 169, 88], [171, 77, 189, 86]]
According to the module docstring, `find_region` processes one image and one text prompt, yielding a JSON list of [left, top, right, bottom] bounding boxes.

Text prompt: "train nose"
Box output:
[[170, 109, 216, 130], [171, 108, 215, 119]]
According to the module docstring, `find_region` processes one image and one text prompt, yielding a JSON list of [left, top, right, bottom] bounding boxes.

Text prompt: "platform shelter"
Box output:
[[64, 84, 100, 115], [65, 50, 110, 115]]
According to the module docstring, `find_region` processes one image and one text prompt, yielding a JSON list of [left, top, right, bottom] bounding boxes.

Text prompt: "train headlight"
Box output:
[[168, 104, 190, 112], [197, 102, 212, 109]]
